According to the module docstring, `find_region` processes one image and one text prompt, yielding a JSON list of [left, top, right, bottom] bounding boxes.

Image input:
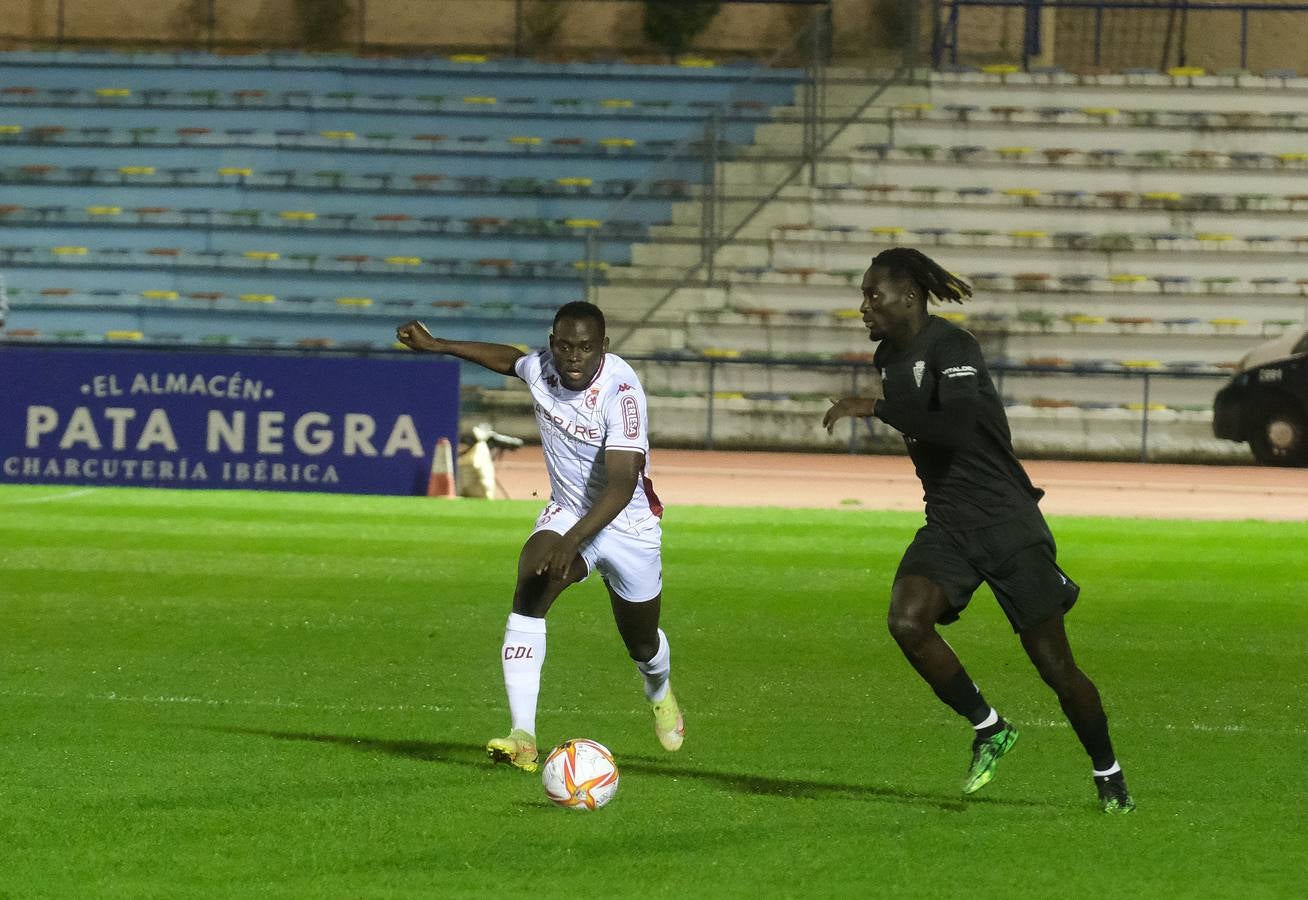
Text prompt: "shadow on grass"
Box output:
[[206, 726, 1062, 813]]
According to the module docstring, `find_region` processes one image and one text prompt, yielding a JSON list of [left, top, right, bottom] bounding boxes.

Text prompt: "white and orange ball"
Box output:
[[541, 739, 620, 810]]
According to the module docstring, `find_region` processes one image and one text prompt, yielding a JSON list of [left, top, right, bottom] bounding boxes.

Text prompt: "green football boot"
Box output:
[[650, 689, 685, 751], [1096, 773, 1136, 813], [486, 728, 539, 773], [962, 722, 1019, 794]]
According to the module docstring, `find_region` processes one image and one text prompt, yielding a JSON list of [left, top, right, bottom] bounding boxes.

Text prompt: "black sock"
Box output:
[[1068, 708, 1116, 772], [932, 668, 993, 728]]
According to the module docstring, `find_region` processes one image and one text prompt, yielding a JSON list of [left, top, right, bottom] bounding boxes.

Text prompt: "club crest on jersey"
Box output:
[[585, 387, 600, 409], [913, 360, 926, 388], [545, 374, 559, 389]]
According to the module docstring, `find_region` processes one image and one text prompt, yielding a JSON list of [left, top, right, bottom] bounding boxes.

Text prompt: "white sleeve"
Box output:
[[602, 379, 650, 455], [514, 351, 542, 384]]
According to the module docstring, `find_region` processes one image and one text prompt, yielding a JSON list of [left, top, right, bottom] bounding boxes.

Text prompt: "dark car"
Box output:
[[1213, 327, 1308, 466]]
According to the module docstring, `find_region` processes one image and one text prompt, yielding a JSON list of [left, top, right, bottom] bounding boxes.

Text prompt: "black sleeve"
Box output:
[[873, 329, 983, 447]]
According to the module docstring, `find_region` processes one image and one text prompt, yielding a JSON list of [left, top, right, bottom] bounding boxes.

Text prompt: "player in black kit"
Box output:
[[823, 247, 1134, 813]]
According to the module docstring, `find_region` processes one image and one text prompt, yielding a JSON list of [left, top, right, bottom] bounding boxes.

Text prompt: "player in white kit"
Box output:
[[396, 302, 684, 772]]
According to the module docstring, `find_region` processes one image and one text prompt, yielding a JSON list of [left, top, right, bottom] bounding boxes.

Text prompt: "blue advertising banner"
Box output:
[[0, 346, 459, 495]]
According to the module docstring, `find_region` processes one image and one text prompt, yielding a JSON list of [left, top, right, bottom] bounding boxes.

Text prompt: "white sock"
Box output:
[[973, 707, 999, 730], [635, 628, 671, 702], [501, 612, 546, 736], [1093, 761, 1122, 778]]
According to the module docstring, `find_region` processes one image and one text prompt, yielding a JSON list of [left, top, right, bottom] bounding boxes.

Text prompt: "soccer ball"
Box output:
[[541, 739, 620, 810]]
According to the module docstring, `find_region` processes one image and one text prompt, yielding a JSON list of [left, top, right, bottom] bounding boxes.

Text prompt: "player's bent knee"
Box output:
[[887, 608, 932, 648]]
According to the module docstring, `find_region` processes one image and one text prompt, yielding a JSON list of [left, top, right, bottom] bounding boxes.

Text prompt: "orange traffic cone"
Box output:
[[426, 437, 458, 498]]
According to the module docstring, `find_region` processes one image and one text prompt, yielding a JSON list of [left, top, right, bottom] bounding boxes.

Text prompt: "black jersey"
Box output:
[[872, 316, 1043, 529]]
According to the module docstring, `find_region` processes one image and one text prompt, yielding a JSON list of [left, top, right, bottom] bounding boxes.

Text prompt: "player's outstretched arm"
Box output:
[[395, 320, 524, 376], [536, 449, 643, 580], [823, 370, 885, 433], [823, 396, 880, 433]]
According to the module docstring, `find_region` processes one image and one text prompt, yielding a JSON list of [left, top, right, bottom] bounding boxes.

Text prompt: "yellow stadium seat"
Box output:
[[600, 99, 634, 109], [336, 297, 373, 308], [243, 251, 279, 261], [95, 88, 131, 97], [384, 256, 422, 266], [0, 125, 22, 134], [52, 246, 88, 256], [119, 166, 155, 175], [676, 56, 716, 68], [1167, 66, 1206, 77], [141, 290, 179, 300], [86, 206, 122, 216], [449, 54, 488, 63], [565, 219, 602, 229], [218, 167, 253, 177], [279, 210, 317, 221], [599, 138, 637, 148], [239, 294, 276, 303], [463, 96, 498, 105], [105, 330, 143, 341], [1109, 274, 1147, 283], [556, 177, 594, 187], [508, 136, 542, 145], [319, 130, 356, 140]]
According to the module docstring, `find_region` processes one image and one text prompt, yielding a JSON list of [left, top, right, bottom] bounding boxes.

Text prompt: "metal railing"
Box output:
[[625, 354, 1232, 460], [578, 2, 834, 308], [933, 0, 1308, 71], [603, 4, 925, 350]]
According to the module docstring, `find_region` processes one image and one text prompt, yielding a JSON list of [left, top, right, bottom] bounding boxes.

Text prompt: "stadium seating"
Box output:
[[5, 52, 1305, 456]]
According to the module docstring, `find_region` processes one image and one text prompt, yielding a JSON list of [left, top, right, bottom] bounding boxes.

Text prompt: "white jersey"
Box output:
[[515, 349, 662, 529]]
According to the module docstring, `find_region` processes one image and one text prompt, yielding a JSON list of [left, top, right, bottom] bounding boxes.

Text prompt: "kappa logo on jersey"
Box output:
[[618, 383, 633, 392], [942, 365, 978, 379], [545, 374, 559, 389], [913, 360, 926, 388], [621, 394, 641, 438]]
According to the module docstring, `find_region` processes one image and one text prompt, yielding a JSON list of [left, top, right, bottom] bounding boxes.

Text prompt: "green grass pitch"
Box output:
[[2, 484, 1305, 897]]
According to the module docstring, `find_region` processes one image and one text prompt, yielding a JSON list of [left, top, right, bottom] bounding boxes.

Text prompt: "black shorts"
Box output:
[[895, 514, 1080, 633]]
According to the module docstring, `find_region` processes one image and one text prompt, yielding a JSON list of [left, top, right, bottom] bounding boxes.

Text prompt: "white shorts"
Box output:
[[531, 502, 663, 602]]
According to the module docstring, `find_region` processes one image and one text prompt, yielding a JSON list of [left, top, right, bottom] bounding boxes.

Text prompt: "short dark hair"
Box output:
[[870, 247, 972, 305], [552, 300, 606, 335]]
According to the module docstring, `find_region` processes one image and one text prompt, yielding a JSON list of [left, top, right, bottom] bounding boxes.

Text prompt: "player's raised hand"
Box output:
[[396, 320, 440, 351]]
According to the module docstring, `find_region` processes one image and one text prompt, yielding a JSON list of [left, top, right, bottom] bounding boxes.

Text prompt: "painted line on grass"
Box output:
[[2, 488, 99, 505], [3, 690, 1305, 737], [0, 688, 632, 719]]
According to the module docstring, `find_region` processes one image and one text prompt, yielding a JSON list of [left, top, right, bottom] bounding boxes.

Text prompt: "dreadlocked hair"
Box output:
[[870, 247, 972, 305]]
